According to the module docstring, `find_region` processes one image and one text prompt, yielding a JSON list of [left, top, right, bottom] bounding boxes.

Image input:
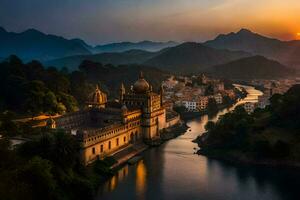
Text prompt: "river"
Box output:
[[96, 85, 300, 200]]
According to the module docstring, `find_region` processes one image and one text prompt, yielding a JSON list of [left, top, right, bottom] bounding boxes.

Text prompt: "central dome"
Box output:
[[86, 85, 107, 107], [133, 72, 150, 93]]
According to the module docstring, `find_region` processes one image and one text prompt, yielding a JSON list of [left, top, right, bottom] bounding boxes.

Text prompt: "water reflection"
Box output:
[[97, 85, 300, 200], [100, 165, 129, 193], [136, 160, 147, 199]]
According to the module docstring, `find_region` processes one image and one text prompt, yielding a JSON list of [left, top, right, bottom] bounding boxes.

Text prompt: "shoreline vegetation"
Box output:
[[194, 84, 300, 168]]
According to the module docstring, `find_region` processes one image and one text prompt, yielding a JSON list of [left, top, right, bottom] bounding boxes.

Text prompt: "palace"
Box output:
[[50, 72, 180, 165]]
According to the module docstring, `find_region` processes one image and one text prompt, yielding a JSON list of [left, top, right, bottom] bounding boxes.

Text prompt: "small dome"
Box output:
[[86, 85, 107, 106], [121, 104, 128, 112], [133, 72, 150, 93]]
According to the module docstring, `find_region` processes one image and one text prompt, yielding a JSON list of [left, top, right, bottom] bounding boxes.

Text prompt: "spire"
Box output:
[[119, 82, 125, 102], [96, 84, 100, 91], [139, 71, 144, 79], [160, 84, 164, 92], [120, 82, 125, 90]]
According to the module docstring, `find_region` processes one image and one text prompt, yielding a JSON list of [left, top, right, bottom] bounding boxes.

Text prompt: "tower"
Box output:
[[160, 84, 164, 106], [122, 72, 166, 143]]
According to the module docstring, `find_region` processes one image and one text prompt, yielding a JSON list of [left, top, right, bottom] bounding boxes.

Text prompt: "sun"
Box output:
[[297, 32, 300, 37]]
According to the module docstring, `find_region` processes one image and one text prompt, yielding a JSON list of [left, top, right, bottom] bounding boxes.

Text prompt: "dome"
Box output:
[[133, 72, 150, 93], [121, 104, 128, 113], [86, 85, 107, 107]]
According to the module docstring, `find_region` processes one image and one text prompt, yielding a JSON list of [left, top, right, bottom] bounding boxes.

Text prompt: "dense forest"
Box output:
[[0, 128, 116, 200], [198, 85, 300, 165], [0, 55, 169, 118]]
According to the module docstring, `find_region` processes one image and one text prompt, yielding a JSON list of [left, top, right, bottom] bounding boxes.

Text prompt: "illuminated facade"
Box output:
[[52, 72, 177, 165]]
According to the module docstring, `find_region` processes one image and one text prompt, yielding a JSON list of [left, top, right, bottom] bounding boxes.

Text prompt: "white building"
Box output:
[[243, 102, 256, 114], [183, 100, 198, 112], [214, 93, 223, 104]]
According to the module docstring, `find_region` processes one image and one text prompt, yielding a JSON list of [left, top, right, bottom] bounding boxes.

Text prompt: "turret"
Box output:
[[270, 82, 276, 96], [46, 117, 56, 129], [160, 84, 164, 106], [119, 82, 125, 103], [121, 104, 128, 123]]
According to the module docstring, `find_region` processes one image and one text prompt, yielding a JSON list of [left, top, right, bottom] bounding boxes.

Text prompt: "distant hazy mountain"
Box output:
[[46, 49, 158, 70], [145, 42, 251, 73], [205, 28, 300, 69], [93, 41, 178, 53], [0, 27, 91, 61], [208, 55, 293, 79]]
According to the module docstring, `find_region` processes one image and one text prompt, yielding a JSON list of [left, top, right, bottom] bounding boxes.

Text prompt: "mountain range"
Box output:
[[46, 42, 250, 72], [0, 26, 298, 79], [0, 27, 91, 61], [144, 42, 250, 73], [205, 28, 300, 69], [0, 27, 177, 62]]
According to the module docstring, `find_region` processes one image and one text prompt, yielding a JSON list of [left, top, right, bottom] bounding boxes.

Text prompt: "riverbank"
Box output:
[[194, 129, 300, 168], [90, 121, 189, 193], [177, 102, 238, 121], [193, 83, 300, 169], [196, 147, 300, 168], [110, 121, 189, 168], [194, 128, 300, 168]]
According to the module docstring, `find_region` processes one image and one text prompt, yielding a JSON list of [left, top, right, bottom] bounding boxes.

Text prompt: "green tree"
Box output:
[[44, 91, 58, 114], [14, 157, 56, 200], [25, 80, 47, 116], [205, 121, 215, 132], [207, 98, 218, 114]]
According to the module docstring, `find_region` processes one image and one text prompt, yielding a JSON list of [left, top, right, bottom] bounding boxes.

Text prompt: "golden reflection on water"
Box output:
[[136, 160, 147, 198], [105, 165, 129, 192]]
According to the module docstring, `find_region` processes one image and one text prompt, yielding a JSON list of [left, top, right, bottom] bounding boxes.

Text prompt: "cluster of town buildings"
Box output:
[[243, 78, 300, 114], [162, 74, 236, 112]]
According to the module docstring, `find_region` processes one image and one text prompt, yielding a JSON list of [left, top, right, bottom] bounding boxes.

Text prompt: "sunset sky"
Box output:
[[0, 0, 300, 44]]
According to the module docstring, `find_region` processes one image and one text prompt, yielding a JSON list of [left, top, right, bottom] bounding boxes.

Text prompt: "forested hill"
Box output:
[[0, 55, 169, 116], [208, 55, 294, 79], [145, 42, 250, 73], [197, 84, 300, 166]]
